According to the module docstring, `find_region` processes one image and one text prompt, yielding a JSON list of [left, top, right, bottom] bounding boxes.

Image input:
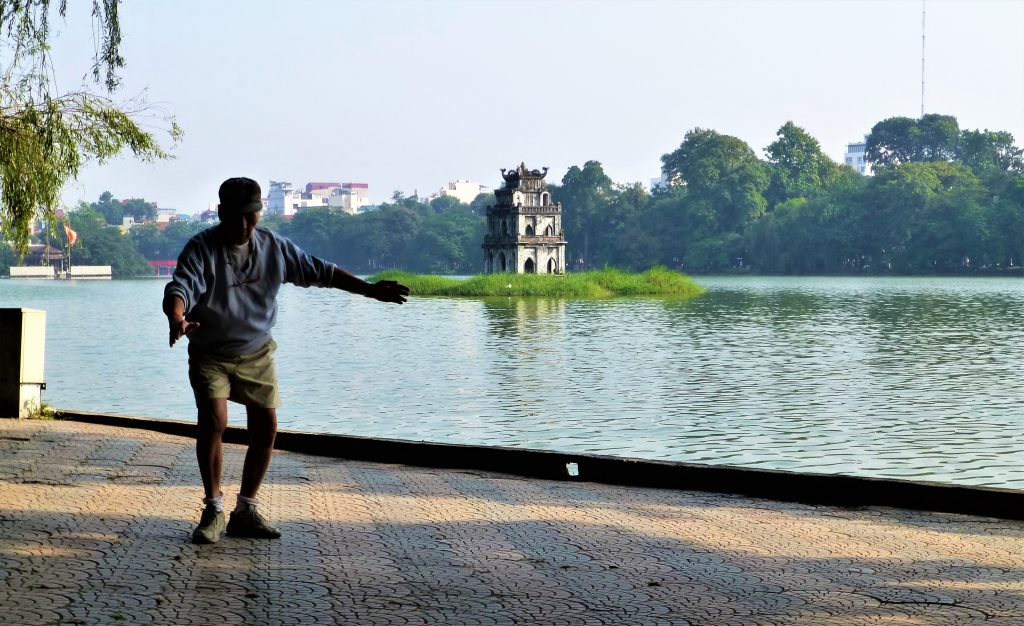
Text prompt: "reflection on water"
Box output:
[[1, 276, 1022, 488]]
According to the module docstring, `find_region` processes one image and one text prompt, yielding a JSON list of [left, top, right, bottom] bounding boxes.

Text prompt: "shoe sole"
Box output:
[[191, 532, 223, 544], [225, 528, 281, 539]]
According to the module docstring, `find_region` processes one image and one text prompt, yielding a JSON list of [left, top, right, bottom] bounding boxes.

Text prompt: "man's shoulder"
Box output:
[[181, 225, 220, 253], [254, 226, 280, 242], [254, 226, 297, 250]]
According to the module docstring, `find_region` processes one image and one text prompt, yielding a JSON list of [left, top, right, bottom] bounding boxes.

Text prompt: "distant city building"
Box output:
[[118, 216, 135, 234], [483, 163, 566, 274], [155, 207, 178, 224], [303, 182, 341, 207], [267, 181, 298, 217], [328, 183, 370, 215], [428, 179, 491, 205], [844, 137, 873, 175], [268, 180, 369, 217], [650, 172, 671, 191], [306, 182, 341, 194]]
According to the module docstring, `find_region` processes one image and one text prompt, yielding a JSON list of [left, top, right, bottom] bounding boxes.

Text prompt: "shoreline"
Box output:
[[58, 409, 1024, 521]]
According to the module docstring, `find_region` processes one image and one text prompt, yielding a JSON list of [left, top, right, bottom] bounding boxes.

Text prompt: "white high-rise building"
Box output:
[[844, 138, 873, 175], [267, 181, 298, 217], [268, 180, 371, 217], [429, 179, 491, 205]]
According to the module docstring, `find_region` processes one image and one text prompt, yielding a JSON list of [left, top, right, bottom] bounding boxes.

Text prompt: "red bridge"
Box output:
[[148, 260, 177, 276]]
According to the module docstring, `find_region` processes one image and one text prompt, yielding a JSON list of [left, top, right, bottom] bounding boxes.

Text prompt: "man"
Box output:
[[163, 177, 409, 544]]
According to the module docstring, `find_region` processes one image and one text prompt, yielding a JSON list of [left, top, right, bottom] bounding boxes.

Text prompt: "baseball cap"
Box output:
[[218, 177, 263, 214]]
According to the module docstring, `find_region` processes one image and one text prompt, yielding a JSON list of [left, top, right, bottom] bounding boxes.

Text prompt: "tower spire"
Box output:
[[921, 0, 926, 117]]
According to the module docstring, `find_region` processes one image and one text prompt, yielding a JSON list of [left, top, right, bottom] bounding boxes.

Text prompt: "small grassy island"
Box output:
[[368, 267, 705, 298]]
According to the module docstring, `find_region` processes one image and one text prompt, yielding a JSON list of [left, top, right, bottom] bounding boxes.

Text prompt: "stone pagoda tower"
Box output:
[[482, 163, 566, 274]]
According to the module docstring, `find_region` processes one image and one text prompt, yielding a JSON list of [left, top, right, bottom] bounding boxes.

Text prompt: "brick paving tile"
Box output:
[[3, 419, 1024, 625]]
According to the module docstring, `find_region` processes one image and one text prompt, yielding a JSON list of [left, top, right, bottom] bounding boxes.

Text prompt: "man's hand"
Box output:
[[169, 318, 200, 347], [365, 280, 410, 304]]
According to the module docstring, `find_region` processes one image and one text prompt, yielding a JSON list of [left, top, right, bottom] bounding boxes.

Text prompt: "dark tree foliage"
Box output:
[[64, 204, 148, 276], [661, 128, 769, 236], [958, 130, 1024, 175], [764, 121, 840, 208], [271, 197, 483, 274], [469, 192, 495, 216], [90, 191, 157, 225], [866, 114, 961, 166], [40, 115, 1021, 277], [130, 220, 208, 260]]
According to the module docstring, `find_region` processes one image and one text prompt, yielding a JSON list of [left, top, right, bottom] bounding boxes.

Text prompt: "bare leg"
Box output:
[[196, 398, 229, 500], [240, 406, 277, 499]]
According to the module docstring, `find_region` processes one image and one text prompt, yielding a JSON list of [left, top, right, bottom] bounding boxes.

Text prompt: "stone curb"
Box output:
[[57, 409, 1024, 521]]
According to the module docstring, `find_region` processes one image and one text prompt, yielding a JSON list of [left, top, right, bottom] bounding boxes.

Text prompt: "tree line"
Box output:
[[4, 112, 1021, 277], [552, 114, 1022, 274]]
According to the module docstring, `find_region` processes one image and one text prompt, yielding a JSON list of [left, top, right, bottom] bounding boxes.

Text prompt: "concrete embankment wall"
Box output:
[[9, 266, 55, 279], [67, 265, 112, 278], [59, 410, 1024, 521]]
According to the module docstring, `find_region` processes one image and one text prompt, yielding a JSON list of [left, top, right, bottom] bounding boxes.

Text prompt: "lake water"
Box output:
[[2, 275, 1022, 488]]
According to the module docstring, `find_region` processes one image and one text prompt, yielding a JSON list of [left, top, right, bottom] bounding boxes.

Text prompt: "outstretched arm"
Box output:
[[329, 266, 410, 304], [163, 293, 200, 347]]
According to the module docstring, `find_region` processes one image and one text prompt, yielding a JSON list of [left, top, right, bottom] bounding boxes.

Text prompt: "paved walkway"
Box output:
[[2, 420, 1024, 625]]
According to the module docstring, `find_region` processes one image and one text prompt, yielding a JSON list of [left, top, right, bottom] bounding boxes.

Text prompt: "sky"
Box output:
[[45, 0, 1024, 213]]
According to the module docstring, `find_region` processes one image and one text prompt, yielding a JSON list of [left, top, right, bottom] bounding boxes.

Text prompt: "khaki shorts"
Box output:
[[188, 340, 281, 408]]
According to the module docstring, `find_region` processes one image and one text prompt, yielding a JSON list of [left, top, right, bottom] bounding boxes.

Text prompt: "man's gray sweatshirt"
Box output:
[[164, 225, 335, 357]]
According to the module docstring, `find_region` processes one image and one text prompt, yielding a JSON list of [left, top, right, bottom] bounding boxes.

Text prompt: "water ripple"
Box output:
[[3, 275, 1023, 488]]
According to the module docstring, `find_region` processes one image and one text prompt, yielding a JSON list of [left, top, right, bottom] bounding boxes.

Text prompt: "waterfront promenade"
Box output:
[[3, 419, 1024, 625]]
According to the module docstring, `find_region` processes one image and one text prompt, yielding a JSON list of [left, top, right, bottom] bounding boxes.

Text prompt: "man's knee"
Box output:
[[246, 406, 277, 446], [196, 399, 229, 436]]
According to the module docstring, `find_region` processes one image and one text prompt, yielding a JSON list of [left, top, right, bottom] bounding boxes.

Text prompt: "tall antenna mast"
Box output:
[[921, 0, 926, 117]]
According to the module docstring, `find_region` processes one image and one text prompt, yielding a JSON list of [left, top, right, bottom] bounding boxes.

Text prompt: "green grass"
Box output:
[[369, 266, 705, 298]]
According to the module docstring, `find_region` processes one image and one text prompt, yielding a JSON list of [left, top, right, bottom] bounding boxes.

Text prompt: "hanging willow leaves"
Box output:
[[1, 0, 180, 254]]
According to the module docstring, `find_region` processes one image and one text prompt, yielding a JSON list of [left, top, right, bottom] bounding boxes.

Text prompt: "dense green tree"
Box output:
[[661, 128, 768, 235], [865, 116, 918, 166], [91, 191, 159, 225], [130, 220, 207, 260], [93, 191, 123, 224], [469, 192, 494, 216], [764, 121, 840, 208], [553, 160, 614, 268], [65, 204, 148, 275], [986, 177, 1024, 267], [642, 185, 690, 269], [0, 1, 179, 254], [863, 162, 987, 271], [259, 213, 287, 233], [745, 189, 866, 274], [0, 240, 18, 273], [280, 207, 342, 259], [428, 195, 465, 214], [407, 206, 485, 273], [123, 198, 157, 222], [866, 114, 960, 166], [958, 129, 1024, 175], [602, 183, 656, 269]]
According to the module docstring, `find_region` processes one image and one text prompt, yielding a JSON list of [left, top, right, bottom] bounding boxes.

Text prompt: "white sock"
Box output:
[[204, 495, 223, 512], [234, 495, 258, 513]]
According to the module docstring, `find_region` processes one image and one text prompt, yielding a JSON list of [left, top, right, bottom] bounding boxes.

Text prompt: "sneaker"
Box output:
[[191, 505, 226, 544], [226, 507, 281, 539]]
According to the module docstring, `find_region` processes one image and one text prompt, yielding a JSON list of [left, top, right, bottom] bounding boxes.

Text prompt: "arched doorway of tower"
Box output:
[[524, 258, 535, 274], [547, 258, 557, 274]]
